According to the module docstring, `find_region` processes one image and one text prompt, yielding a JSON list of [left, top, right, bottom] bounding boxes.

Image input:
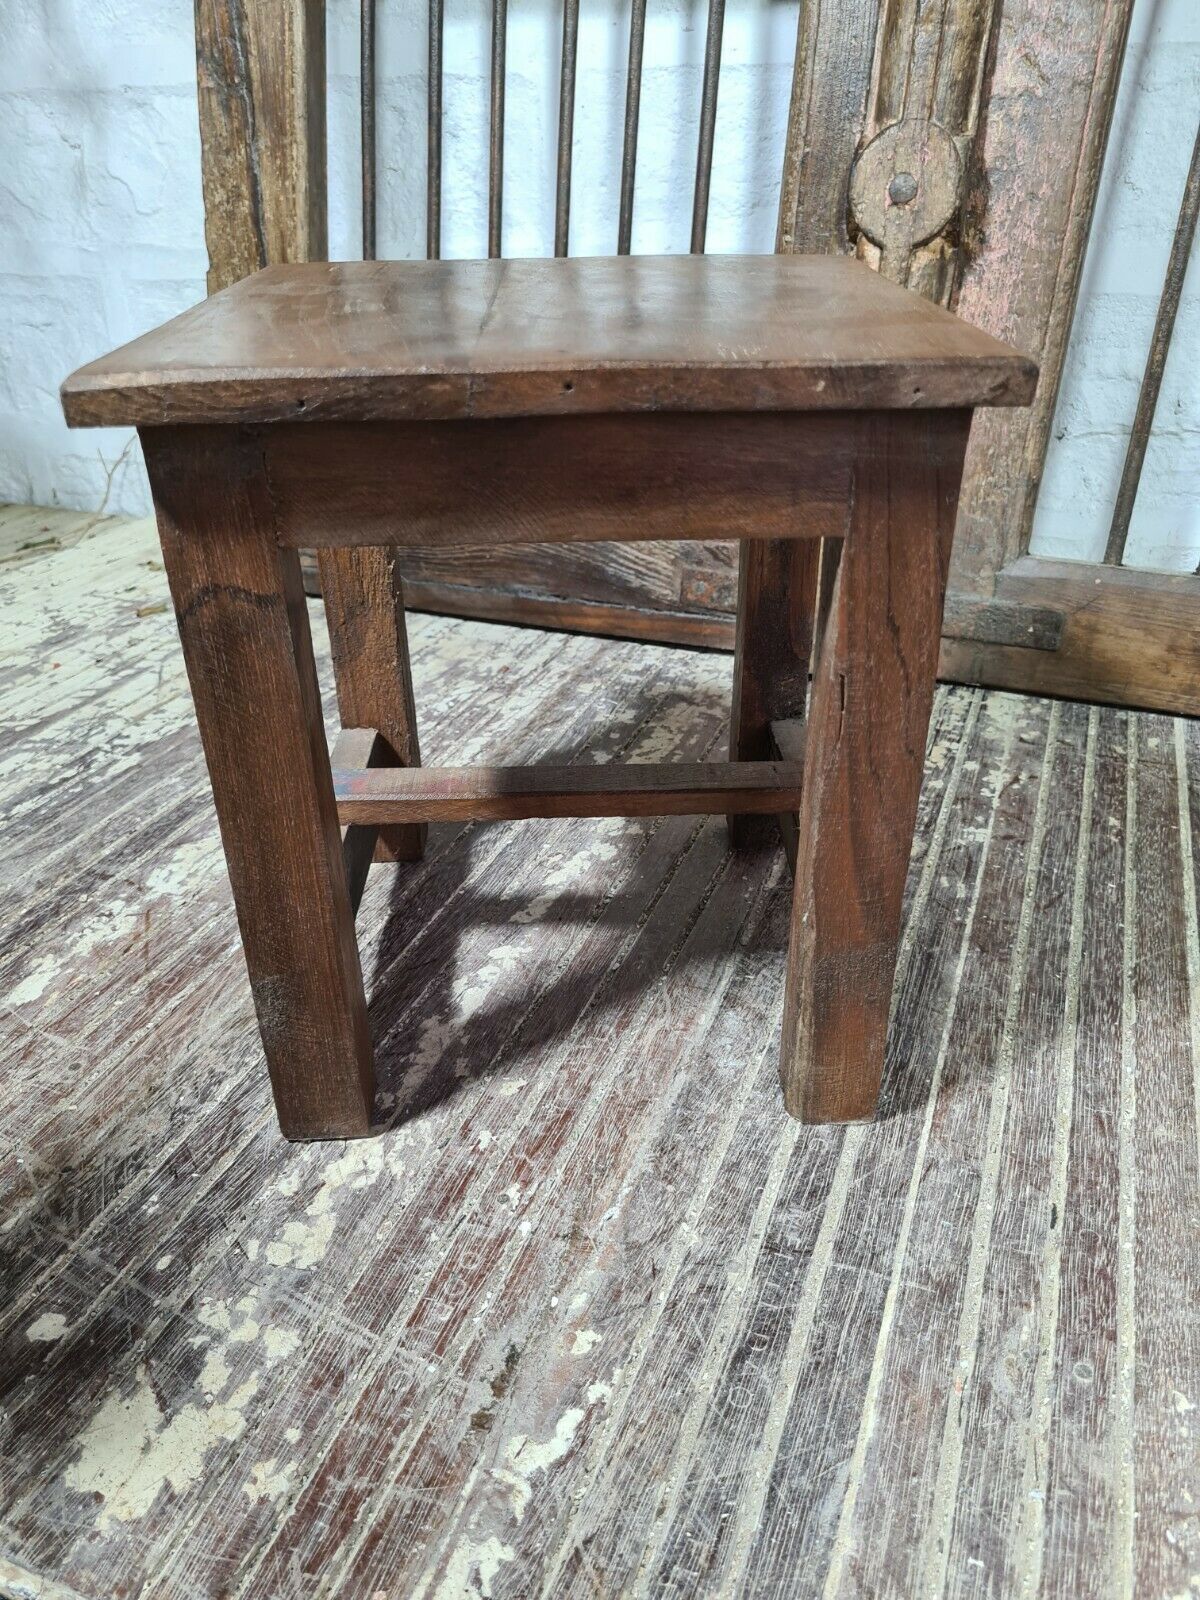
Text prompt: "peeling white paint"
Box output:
[[65, 1365, 261, 1529], [244, 1457, 294, 1503], [26, 1311, 68, 1342], [493, 1408, 585, 1523], [265, 1141, 389, 1270], [435, 1533, 516, 1599], [263, 1327, 301, 1364]]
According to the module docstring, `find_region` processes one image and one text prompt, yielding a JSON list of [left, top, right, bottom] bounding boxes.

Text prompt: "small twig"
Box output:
[[94, 435, 137, 519]]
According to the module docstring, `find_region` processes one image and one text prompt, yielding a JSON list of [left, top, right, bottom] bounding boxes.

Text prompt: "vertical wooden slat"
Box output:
[[617, 0, 647, 254], [1129, 714, 1200, 1596], [690, 0, 726, 253], [360, 0, 377, 261], [194, 0, 328, 292], [776, 0, 879, 255], [951, 0, 1134, 586], [1105, 120, 1200, 567], [427, 0, 444, 259], [555, 0, 581, 256], [488, 0, 508, 258], [847, 0, 1006, 296]]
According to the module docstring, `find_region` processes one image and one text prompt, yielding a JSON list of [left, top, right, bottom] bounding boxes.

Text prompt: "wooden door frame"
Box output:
[[193, 0, 1200, 716]]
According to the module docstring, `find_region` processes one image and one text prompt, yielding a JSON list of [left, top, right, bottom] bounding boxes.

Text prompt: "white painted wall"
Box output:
[[0, 0, 208, 518], [326, 0, 798, 261], [2, 0, 1195, 570], [0, 0, 796, 520], [1030, 0, 1200, 571]]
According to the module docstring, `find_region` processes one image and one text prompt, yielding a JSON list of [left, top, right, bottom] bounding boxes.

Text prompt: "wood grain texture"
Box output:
[[776, 0, 879, 256], [396, 556, 1200, 720], [332, 757, 805, 823], [396, 537, 740, 631], [317, 545, 425, 862], [1130, 715, 1200, 1595], [787, 689, 1060, 1597], [334, 726, 390, 914], [848, 0, 1004, 295], [261, 413, 856, 550], [781, 410, 970, 1121], [60, 255, 1035, 428], [1034, 706, 1126, 1597], [767, 717, 805, 872], [140, 428, 372, 1140], [2, 508, 1197, 1599], [939, 555, 1200, 717], [778, 0, 1142, 725], [302, 543, 739, 651], [728, 537, 819, 847], [400, 573, 738, 649], [194, 0, 327, 294]]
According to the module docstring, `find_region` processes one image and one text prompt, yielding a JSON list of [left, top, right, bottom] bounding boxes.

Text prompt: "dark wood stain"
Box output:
[[60, 255, 1036, 428]]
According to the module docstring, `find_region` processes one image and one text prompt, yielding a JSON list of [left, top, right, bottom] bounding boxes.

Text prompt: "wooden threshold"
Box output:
[[320, 552, 1200, 721], [939, 554, 1200, 717], [331, 738, 805, 826]]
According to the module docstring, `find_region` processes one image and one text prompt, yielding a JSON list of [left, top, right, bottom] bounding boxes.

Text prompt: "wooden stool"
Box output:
[[62, 256, 1035, 1141]]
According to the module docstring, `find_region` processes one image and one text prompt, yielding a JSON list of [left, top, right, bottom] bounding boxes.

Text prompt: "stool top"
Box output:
[[62, 255, 1036, 428]]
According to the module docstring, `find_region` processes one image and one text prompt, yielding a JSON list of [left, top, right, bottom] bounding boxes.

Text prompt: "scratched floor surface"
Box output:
[[0, 507, 1197, 1600]]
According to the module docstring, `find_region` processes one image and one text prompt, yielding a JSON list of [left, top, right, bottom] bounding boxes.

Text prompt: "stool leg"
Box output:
[[319, 547, 426, 863], [781, 411, 971, 1123], [143, 427, 374, 1141], [728, 537, 820, 846]]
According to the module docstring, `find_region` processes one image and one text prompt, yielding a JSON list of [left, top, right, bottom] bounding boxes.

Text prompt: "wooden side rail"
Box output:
[[331, 743, 805, 827]]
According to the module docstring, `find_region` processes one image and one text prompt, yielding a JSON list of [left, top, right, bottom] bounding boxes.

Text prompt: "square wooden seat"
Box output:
[[63, 254, 1036, 1141]]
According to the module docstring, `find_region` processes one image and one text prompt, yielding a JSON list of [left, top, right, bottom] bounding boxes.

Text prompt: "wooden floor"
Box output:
[[1, 507, 1197, 1600]]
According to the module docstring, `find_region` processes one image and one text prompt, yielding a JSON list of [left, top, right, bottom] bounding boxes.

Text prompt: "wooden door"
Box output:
[[194, 0, 1200, 715]]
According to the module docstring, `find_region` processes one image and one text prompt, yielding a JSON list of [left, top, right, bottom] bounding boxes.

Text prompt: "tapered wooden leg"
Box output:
[[319, 546, 426, 863], [781, 411, 972, 1123], [728, 536, 821, 846], [143, 426, 374, 1141]]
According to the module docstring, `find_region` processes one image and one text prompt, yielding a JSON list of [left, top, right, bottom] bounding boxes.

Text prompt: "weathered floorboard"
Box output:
[[0, 508, 1196, 1600]]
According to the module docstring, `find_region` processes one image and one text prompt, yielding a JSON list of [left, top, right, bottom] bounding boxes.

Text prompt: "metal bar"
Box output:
[[1105, 117, 1200, 567], [555, 0, 580, 255], [618, 0, 648, 253], [427, 0, 444, 259], [360, 0, 376, 260], [489, 0, 507, 256], [690, 0, 725, 252]]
